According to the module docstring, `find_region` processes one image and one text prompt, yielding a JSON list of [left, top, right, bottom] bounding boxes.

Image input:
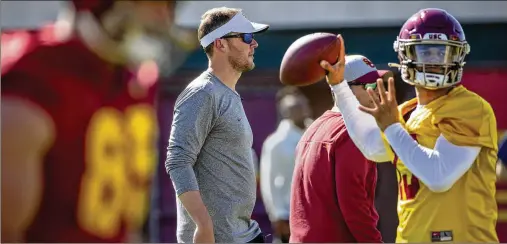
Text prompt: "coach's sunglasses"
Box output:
[[222, 33, 255, 44]]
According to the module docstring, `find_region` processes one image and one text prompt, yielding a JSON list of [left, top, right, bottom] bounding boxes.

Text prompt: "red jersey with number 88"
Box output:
[[1, 27, 158, 242]]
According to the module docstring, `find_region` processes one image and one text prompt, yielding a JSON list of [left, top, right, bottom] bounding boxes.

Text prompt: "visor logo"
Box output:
[[362, 58, 376, 68]]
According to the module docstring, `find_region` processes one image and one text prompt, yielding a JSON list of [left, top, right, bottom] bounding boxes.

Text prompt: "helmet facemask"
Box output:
[[394, 35, 470, 90]]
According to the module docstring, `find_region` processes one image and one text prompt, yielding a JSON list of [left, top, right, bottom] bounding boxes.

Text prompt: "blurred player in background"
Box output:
[[321, 8, 499, 242], [1, 0, 194, 242], [260, 86, 311, 243]]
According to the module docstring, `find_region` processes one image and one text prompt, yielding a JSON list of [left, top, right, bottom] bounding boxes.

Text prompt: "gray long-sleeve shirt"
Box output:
[[165, 71, 261, 243]]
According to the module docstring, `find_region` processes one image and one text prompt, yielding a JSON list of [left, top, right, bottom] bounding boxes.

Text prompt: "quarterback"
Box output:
[[320, 8, 498, 242], [1, 0, 193, 242]]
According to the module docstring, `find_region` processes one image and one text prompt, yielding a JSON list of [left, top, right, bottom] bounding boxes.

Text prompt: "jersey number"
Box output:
[[395, 134, 421, 201], [77, 105, 157, 239]]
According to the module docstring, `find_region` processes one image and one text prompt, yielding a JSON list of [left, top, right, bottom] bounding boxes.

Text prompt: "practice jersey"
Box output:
[[1, 27, 158, 242], [390, 86, 498, 243]]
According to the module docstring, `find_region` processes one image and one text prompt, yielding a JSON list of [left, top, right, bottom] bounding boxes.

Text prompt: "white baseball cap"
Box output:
[[344, 55, 390, 84], [199, 11, 269, 48]]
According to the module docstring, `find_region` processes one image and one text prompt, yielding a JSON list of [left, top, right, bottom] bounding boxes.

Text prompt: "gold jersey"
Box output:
[[387, 86, 499, 243]]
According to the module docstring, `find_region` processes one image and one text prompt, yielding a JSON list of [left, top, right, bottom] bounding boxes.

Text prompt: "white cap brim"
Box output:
[[199, 11, 269, 48]]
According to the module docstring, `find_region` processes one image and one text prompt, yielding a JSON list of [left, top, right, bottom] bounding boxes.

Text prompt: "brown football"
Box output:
[[279, 33, 342, 86]]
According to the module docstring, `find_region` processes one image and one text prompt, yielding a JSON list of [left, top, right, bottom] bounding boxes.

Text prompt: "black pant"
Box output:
[[247, 233, 266, 243]]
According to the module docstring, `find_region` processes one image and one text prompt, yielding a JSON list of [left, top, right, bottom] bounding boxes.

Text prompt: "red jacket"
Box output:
[[290, 110, 382, 243]]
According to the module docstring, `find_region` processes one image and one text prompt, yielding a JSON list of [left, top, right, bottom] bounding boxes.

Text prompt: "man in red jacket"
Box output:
[[289, 54, 390, 243]]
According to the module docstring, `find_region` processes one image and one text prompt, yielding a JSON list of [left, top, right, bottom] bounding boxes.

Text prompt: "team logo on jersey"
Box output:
[[431, 230, 453, 242]]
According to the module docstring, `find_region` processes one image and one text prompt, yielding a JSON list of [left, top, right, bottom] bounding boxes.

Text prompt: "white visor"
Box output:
[[199, 11, 269, 48]]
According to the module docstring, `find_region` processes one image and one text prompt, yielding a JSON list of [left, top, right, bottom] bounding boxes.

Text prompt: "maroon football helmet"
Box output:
[[393, 8, 471, 89]]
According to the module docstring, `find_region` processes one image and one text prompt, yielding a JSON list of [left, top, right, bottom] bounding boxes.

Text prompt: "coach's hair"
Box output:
[[198, 7, 241, 57]]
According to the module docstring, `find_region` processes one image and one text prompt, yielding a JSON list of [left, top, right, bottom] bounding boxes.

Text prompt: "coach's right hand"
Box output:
[[194, 222, 215, 243], [320, 35, 346, 86]]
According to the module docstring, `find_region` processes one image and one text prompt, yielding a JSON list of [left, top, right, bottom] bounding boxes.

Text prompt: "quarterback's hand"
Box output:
[[320, 35, 346, 86], [359, 77, 400, 131]]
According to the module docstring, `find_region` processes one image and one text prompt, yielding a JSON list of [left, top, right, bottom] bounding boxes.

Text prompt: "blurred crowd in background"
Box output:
[[2, 1, 506, 243]]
